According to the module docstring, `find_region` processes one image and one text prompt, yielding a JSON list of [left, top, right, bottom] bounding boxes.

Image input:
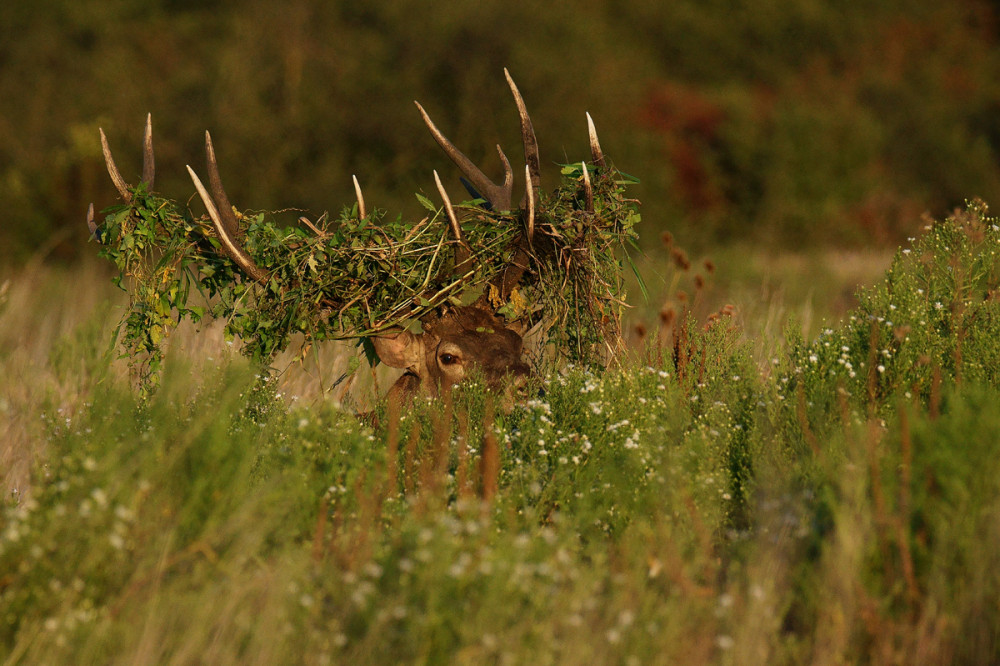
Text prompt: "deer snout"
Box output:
[[505, 358, 532, 388], [481, 347, 531, 391]]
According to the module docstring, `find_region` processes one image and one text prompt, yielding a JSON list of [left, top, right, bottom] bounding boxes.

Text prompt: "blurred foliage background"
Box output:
[[3, 0, 1000, 264]]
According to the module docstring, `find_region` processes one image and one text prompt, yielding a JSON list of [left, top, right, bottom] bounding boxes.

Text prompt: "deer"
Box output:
[[90, 70, 610, 407]]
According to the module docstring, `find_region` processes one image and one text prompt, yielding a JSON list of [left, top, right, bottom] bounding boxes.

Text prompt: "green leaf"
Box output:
[[360, 337, 380, 367], [415, 192, 438, 213], [615, 171, 641, 185], [624, 249, 649, 303]]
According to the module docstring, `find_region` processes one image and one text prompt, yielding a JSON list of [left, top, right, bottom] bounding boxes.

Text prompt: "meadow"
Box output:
[[3, 201, 999, 664]]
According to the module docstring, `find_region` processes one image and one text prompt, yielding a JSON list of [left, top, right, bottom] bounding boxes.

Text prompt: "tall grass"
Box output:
[[3, 206, 1000, 663]]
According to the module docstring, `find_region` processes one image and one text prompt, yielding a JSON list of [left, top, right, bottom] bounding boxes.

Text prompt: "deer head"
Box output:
[[372, 306, 530, 405], [91, 70, 612, 406]]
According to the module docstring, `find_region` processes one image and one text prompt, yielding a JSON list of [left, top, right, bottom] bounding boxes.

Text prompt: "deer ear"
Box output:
[[372, 332, 423, 369]]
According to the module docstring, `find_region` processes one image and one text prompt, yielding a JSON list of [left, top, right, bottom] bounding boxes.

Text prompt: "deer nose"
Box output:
[[510, 361, 531, 385], [497, 360, 531, 395], [496, 361, 533, 413], [481, 356, 530, 390]]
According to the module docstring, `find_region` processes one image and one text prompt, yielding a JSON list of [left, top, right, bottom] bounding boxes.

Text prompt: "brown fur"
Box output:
[[373, 305, 530, 406]]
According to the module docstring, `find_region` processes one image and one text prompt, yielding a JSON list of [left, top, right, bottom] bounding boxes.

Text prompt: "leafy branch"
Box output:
[[96, 165, 641, 390]]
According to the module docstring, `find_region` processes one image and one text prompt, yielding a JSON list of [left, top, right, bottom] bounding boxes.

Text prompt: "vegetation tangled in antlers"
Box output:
[[89, 76, 642, 388]]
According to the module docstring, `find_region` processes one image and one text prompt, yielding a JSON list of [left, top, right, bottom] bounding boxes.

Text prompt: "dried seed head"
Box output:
[[671, 248, 690, 271]]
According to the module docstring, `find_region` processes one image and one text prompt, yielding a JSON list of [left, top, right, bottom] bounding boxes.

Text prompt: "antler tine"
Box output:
[[503, 68, 541, 204], [99, 128, 131, 202], [142, 113, 155, 188], [433, 170, 472, 273], [525, 164, 535, 243], [581, 161, 593, 213], [496, 144, 514, 195], [415, 101, 513, 211], [586, 112, 605, 167], [187, 164, 268, 283], [494, 165, 535, 302], [352, 174, 367, 220], [203, 131, 241, 238]]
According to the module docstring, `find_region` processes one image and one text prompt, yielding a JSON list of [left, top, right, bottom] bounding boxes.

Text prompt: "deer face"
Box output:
[[373, 306, 530, 405]]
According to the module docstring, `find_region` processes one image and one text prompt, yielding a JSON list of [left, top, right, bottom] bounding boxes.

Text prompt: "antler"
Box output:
[[415, 103, 514, 211], [586, 112, 605, 167], [495, 165, 535, 300], [142, 113, 155, 186], [201, 131, 241, 239], [433, 171, 473, 275], [504, 68, 541, 208], [352, 174, 367, 220], [415, 69, 546, 302], [99, 113, 155, 203], [415, 68, 540, 212], [186, 132, 268, 282], [90, 114, 155, 238], [524, 164, 535, 243]]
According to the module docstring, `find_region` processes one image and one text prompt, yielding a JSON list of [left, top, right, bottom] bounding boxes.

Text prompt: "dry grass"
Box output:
[[0, 260, 378, 499], [623, 244, 893, 367], [1, 258, 122, 497]]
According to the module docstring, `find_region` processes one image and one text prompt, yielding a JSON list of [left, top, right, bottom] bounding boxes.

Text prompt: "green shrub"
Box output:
[[778, 200, 1000, 444]]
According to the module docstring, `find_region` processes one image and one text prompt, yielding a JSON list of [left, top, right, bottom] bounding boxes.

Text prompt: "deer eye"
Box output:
[[439, 352, 460, 366]]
